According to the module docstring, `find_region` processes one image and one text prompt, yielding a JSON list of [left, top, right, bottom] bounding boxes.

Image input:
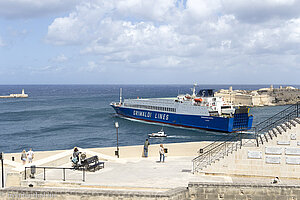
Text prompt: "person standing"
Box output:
[[159, 144, 165, 162], [21, 150, 27, 165], [144, 139, 150, 157], [27, 148, 34, 163]]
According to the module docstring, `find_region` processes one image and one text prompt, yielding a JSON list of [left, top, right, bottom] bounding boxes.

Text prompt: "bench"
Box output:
[[78, 155, 104, 171]]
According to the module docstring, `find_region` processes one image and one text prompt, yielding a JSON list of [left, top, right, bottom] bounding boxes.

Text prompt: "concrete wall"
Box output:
[[201, 120, 300, 178]]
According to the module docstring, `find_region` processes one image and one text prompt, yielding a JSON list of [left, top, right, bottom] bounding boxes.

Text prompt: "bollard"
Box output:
[[30, 165, 36, 179]]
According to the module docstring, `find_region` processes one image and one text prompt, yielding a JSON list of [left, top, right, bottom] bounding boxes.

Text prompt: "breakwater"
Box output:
[[0, 89, 28, 98]]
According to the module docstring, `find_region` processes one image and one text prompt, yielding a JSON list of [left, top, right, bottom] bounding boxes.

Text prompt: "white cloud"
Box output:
[[0, 0, 79, 19], [222, 0, 300, 23], [27, 65, 63, 73], [115, 0, 176, 22], [45, 0, 300, 76], [185, 0, 221, 20]]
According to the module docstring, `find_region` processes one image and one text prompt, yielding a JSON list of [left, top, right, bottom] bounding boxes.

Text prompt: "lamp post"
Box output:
[[0, 152, 4, 188], [115, 122, 119, 158]]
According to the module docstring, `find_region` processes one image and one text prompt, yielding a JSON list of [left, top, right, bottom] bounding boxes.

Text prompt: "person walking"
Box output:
[[27, 148, 34, 163], [144, 139, 150, 157], [21, 149, 27, 165], [159, 144, 165, 162]]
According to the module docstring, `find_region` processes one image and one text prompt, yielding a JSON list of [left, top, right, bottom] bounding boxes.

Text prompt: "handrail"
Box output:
[[253, 102, 300, 146], [255, 103, 299, 132], [197, 133, 240, 154], [24, 166, 85, 182], [193, 102, 300, 173], [193, 133, 244, 173]]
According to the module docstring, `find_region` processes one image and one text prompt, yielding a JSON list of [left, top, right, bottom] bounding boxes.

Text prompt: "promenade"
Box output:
[[3, 141, 233, 190], [3, 138, 300, 199]]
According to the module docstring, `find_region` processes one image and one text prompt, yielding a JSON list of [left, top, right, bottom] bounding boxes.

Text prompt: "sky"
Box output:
[[0, 0, 300, 85]]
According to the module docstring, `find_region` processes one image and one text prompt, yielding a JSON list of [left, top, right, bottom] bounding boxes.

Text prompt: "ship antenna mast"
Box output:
[[192, 83, 197, 98], [119, 88, 122, 104]]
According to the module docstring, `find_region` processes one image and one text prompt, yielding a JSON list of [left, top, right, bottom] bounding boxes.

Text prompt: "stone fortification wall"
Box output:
[[2, 184, 300, 200], [201, 121, 300, 178], [215, 86, 300, 106], [188, 182, 300, 200], [0, 187, 189, 200]]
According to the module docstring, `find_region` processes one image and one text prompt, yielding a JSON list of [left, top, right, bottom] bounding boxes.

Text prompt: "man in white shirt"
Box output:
[[27, 148, 34, 163]]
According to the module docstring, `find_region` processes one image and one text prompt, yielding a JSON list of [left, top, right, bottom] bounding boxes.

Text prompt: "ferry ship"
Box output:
[[110, 85, 253, 132]]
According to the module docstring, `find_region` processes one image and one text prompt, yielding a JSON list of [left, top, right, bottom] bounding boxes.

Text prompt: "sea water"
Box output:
[[0, 84, 295, 153]]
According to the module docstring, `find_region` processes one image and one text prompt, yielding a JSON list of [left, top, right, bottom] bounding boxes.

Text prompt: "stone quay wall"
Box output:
[[2, 184, 300, 200], [188, 182, 300, 200], [0, 187, 190, 200]]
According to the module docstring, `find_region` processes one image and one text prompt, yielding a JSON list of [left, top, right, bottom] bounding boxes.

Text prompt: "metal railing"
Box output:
[[24, 166, 86, 182], [253, 102, 300, 146], [192, 102, 300, 173], [193, 133, 245, 173], [197, 133, 243, 154]]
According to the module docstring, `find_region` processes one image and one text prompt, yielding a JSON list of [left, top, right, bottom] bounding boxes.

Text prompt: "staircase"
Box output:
[[192, 103, 300, 174]]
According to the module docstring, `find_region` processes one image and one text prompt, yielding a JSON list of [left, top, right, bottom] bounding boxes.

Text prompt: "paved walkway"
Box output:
[[32, 156, 232, 190]]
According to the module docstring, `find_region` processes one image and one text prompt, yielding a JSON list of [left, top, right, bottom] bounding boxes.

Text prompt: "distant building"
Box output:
[[215, 86, 275, 107]]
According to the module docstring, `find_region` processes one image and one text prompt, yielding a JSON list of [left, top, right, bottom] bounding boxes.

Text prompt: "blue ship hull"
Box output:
[[111, 105, 253, 133]]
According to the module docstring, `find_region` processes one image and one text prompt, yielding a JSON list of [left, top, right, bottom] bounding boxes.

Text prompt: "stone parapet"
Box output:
[[0, 187, 189, 200], [188, 182, 300, 200]]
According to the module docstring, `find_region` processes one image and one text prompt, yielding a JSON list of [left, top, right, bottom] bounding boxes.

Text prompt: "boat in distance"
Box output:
[[110, 85, 253, 133], [148, 128, 167, 138]]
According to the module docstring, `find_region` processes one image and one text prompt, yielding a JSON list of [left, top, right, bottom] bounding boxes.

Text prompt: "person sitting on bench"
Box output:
[[72, 147, 81, 165]]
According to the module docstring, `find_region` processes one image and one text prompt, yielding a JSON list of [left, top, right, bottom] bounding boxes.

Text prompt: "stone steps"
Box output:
[[294, 118, 300, 124], [195, 116, 300, 173], [280, 124, 287, 132], [290, 120, 296, 127]]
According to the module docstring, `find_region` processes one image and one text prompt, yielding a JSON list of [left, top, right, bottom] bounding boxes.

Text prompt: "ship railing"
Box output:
[[124, 98, 176, 104]]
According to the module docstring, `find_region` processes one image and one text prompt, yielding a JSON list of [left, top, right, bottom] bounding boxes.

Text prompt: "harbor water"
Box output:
[[0, 85, 296, 153]]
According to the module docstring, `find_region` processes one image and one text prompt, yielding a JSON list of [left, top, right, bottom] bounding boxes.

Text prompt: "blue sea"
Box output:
[[0, 84, 296, 153]]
